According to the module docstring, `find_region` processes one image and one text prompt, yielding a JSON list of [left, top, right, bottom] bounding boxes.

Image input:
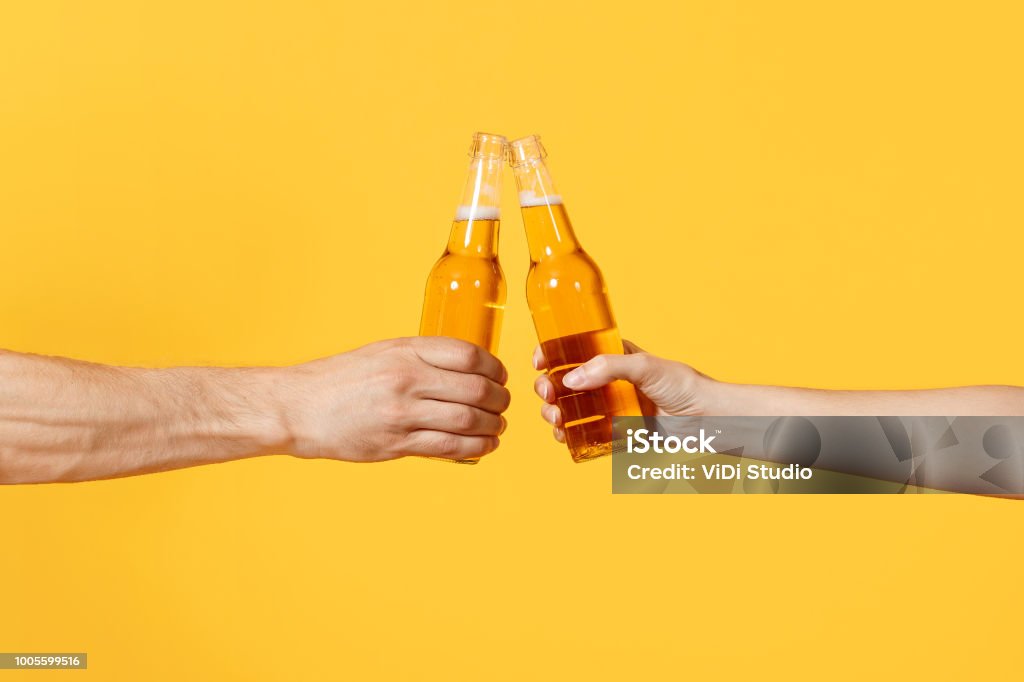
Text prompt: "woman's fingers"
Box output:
[[532, 345, 548, 371], [533, 374, 557, 404], [534, 339, 652, 443], [540, 403, 562, 427]]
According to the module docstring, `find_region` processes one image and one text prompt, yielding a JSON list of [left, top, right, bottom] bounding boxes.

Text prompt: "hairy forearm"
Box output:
[[705, 380, 1024, 416], [0, 350, 291, 483]]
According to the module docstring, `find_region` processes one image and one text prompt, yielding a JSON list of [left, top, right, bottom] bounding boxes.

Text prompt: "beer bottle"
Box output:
[[419, 132, 508, 464], [508, 135, 640, 462]]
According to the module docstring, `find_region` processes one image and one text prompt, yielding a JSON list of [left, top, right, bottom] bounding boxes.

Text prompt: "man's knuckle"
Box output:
[[452, 343, 479, 370], [379, 337, 407, 353], [435, 434, 460, 456], [453, 407, 476, 431], [384, 367, 416, 394], [469, 376, 491, 402], [496, 386, 512, 411], [486, 415, 504, 436]]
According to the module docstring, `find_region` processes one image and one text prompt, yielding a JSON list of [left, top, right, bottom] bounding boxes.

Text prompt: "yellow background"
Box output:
[[2, 1, 1023, 679]]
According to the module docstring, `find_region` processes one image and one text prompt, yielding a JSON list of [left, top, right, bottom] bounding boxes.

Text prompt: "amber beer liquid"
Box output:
[[420, 213, 503, 352], [419, 132, 508, 464], [509, 135, 641, 462]]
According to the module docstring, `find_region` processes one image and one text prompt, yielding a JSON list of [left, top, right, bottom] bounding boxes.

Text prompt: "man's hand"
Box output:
[[0, 337, 511, 484], [531, 340, 711, 442], [279, 337, 510, 462]]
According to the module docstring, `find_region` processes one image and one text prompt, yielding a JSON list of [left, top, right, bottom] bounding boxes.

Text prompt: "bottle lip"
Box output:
[[470, 132, 509, 160], [507, 134, 547, 167]]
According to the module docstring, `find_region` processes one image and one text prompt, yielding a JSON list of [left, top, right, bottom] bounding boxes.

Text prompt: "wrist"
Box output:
[[698, 376, 744, 416], [246, 367, 299, 456]]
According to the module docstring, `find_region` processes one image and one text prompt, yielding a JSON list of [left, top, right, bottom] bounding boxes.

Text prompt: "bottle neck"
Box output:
[[449, 138, 504, 258], [511, 158, 581, 261], [447, 216, 499, 257]]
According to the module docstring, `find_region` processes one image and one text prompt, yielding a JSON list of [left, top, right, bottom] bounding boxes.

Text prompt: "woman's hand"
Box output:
[[531, 340, 712, 443]]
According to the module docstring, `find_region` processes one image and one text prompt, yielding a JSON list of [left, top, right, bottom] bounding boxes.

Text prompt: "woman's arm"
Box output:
[[531, 341, 1024, 441], [705, 383, 1024, 417]]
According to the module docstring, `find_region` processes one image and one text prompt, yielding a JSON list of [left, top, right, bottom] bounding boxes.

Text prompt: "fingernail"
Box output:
[[543, 406, 555, 425], [532, 353, 540, 370], [563, 367, 583, 389], [541, 383, 548, 400]]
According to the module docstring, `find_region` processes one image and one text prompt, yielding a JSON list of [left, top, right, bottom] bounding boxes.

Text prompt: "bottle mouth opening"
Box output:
[[470, 132, 509, 160], [507, 134, 547, 167]]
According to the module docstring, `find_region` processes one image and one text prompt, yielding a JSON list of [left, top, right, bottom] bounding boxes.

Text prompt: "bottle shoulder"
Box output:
[[428, 252, 505, 279], [528, 249, 602, 274], [527, 250, 606, 290]]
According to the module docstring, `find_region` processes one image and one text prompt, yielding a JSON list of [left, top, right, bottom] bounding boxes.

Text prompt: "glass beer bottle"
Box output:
[[419, 132, 508, 464], [509, 135, 640, 462]]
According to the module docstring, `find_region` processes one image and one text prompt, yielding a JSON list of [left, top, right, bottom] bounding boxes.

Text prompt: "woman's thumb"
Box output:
[[561, 353, 657, 392]]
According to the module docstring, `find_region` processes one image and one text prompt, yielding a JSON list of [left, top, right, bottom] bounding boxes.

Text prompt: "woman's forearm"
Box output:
[[0, 350, 289, 483], [705, 381, 1024, 416]]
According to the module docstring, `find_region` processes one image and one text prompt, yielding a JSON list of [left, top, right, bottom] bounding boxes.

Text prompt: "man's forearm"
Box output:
[[705, 380, 1024, 416], [0, 350, 291, 483]]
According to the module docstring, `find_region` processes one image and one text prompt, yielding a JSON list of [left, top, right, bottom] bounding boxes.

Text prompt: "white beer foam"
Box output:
[[518, 190, 563, 207], [455, 205, 501, 221]]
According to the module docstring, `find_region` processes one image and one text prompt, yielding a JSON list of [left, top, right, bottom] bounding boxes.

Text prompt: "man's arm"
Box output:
[[0, 337, 511, 484], [0, 351, 288, 482]]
